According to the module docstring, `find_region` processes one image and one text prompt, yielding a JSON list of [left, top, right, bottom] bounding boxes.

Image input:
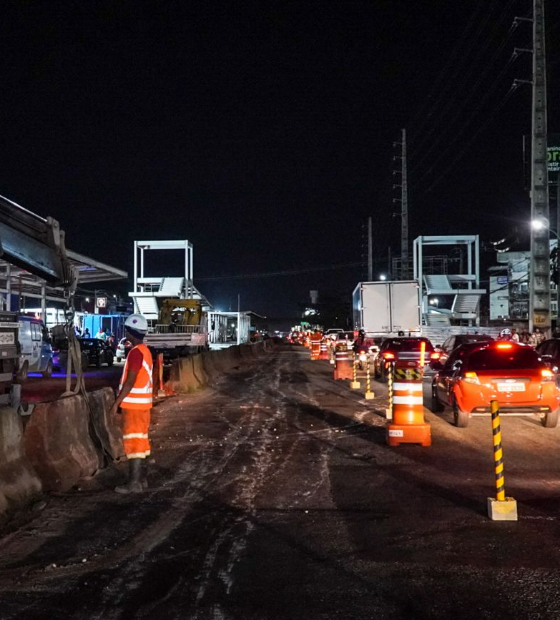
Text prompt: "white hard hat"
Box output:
[[500, 328, 511, 336], [125, 314, 148, 334]]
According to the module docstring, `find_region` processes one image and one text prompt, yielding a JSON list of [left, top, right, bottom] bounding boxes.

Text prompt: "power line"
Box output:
[[408, 0, 488, 134], [196, 260, 380, 282], [410, 0, 506, 157], [423, 84, 519, 194], [411, 0, 517, 165]]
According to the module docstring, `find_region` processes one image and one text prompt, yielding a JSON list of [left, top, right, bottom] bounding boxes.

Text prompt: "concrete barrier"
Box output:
[[169, 357, 199, 393], [89, 388, 125, 462], [191, 354, 209, 388], [0, 407, 42, 521], [24, 394, 104, 492], [200, 351, 221, 384], [167, 342, 275, 394]]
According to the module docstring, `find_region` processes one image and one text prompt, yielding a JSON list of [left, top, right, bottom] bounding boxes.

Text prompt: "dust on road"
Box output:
[[2, 347, 560, 619]]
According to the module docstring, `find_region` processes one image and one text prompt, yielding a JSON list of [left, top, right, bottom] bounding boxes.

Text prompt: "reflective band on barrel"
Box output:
[[393, 383, 423, 392], [393, 396, 423, 405]]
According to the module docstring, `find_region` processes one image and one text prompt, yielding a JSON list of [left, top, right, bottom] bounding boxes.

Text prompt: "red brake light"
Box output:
[[430, 352, 440, 360], [541, 368, 555, 382], [496, 343, 513, 350], [383, 352, 395, 360]]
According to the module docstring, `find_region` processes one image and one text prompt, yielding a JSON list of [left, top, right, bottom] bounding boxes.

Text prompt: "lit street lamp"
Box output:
[[531, 217, 556, 235], [530, 218, 559, 330], [379, 274, 387, 281]]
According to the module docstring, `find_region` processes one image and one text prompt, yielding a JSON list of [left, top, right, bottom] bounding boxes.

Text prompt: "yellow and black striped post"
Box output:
[[487, 399, 517, 520], [491, 400, 505, 501], [350, 351, 360, 389], [365, 353, 374, 400], [386, 361, 394, 420]]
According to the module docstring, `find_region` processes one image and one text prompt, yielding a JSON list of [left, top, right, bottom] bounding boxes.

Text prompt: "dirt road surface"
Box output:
[[2, 346, 560, 619]]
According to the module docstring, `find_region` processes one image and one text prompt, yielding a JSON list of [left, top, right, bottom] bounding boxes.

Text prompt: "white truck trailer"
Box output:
[[352, 280, 421, 336]]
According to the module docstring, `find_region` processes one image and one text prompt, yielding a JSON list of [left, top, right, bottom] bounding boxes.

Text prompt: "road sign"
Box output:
[[96, 297, 107, 308]]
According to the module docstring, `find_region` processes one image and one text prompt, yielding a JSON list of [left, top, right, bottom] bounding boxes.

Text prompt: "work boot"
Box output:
[[141, 459, 148, 490], [115, 458, 143, 494]]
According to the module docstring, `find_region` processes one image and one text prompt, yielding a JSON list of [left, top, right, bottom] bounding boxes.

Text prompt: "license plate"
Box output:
[[497, 382, 525, 392]]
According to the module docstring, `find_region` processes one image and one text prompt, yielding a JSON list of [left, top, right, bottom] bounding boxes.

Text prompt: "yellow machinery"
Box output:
[[159, 298, 204, 327]]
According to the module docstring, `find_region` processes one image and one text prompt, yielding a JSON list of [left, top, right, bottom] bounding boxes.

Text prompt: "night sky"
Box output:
[[1, 1, 559, 317]]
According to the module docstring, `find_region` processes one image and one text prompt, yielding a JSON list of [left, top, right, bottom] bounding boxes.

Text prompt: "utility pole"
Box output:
[[393, 128, 409, 279], [529, 0, 550, 333], [367, 216, 373, 280], [401, 128, 409, 279]]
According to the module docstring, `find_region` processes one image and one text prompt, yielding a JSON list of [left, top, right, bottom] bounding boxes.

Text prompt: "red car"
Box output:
[[373, 337, 439, 381], [431, 341, 560, 428]]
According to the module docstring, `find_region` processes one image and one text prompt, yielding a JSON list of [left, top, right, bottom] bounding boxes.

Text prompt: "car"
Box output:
[[373, 337, 437, 381], [333, 331, 354, 349], [431, 341, 560, 428], [536, 338, 560, 372], [438, 334, 494, 364], [79, 338, 114, 368], [325, 328, 344, 335], [16, 316, 53, 380], [116, 337, 132, 362], [52, 347, 89, 372]]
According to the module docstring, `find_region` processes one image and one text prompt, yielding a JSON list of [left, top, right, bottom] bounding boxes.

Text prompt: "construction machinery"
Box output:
[[0, 194, 78, 407], [129, 240, 210, 359]]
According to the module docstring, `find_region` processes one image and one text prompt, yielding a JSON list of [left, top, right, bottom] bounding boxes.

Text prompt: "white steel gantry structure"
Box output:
[[130, 240, 209, 321], [413, 235, 486, 327]]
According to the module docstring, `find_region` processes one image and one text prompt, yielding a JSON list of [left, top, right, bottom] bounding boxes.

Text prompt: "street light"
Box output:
[[531, 217, 550, 232], [530, 218, 559, 330], [379, 274, 387, 281]]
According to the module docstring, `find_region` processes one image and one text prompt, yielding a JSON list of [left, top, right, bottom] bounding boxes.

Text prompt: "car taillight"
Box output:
[[541, 368, 555, 382], [462, 371, 480, 385], [430, 352, 441, 360], [359, 353, 367, 362], [383, 352, 395, 360], [496, 343, 513, 350]]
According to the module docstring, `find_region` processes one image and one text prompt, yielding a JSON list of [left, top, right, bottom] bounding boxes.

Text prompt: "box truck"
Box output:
[[352, 280, 421, 336]]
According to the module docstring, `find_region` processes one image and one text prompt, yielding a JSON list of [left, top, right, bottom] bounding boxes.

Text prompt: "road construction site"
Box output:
[[2, 345, 560, 619]]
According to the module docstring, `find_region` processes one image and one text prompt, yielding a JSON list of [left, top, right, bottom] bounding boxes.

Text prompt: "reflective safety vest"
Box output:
[[119, 343, 153, 409]]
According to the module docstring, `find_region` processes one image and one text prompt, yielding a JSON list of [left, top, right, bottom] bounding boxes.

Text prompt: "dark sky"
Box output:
[[1, 1, 559, 316]]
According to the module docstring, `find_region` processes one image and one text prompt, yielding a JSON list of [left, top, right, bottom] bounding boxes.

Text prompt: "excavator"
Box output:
[[0, 195, 80, 409]]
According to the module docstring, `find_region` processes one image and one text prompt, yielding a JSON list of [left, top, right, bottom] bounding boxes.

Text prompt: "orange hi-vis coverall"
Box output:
[[119, 343, 153, 460]]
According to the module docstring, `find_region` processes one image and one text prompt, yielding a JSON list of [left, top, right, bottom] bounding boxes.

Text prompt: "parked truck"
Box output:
[[352, 280, 421, 336]]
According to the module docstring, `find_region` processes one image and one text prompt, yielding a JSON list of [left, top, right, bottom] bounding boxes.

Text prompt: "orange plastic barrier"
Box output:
[[333, 348, 353, 380], [387, 365, 431, 447]]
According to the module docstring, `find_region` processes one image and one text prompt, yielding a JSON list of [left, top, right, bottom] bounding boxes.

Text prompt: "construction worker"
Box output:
[[110, 314, 153, 494], [498, 328, 512, 342], [353, 329, 368, 354]]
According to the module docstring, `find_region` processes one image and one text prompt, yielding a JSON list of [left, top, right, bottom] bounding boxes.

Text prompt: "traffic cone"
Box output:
[[333, 347, 353, 380], [387, 365, 431, 446]]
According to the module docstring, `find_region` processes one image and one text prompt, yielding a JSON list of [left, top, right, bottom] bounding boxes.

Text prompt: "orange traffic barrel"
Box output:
[[387, 365, 431, 446], [310, 341, 321, 360], [333, 348, 353, 380], [319, 341, 329, 360]]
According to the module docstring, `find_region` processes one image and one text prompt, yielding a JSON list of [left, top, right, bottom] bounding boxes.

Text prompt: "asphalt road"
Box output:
[[3, 346, 560, 619]]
